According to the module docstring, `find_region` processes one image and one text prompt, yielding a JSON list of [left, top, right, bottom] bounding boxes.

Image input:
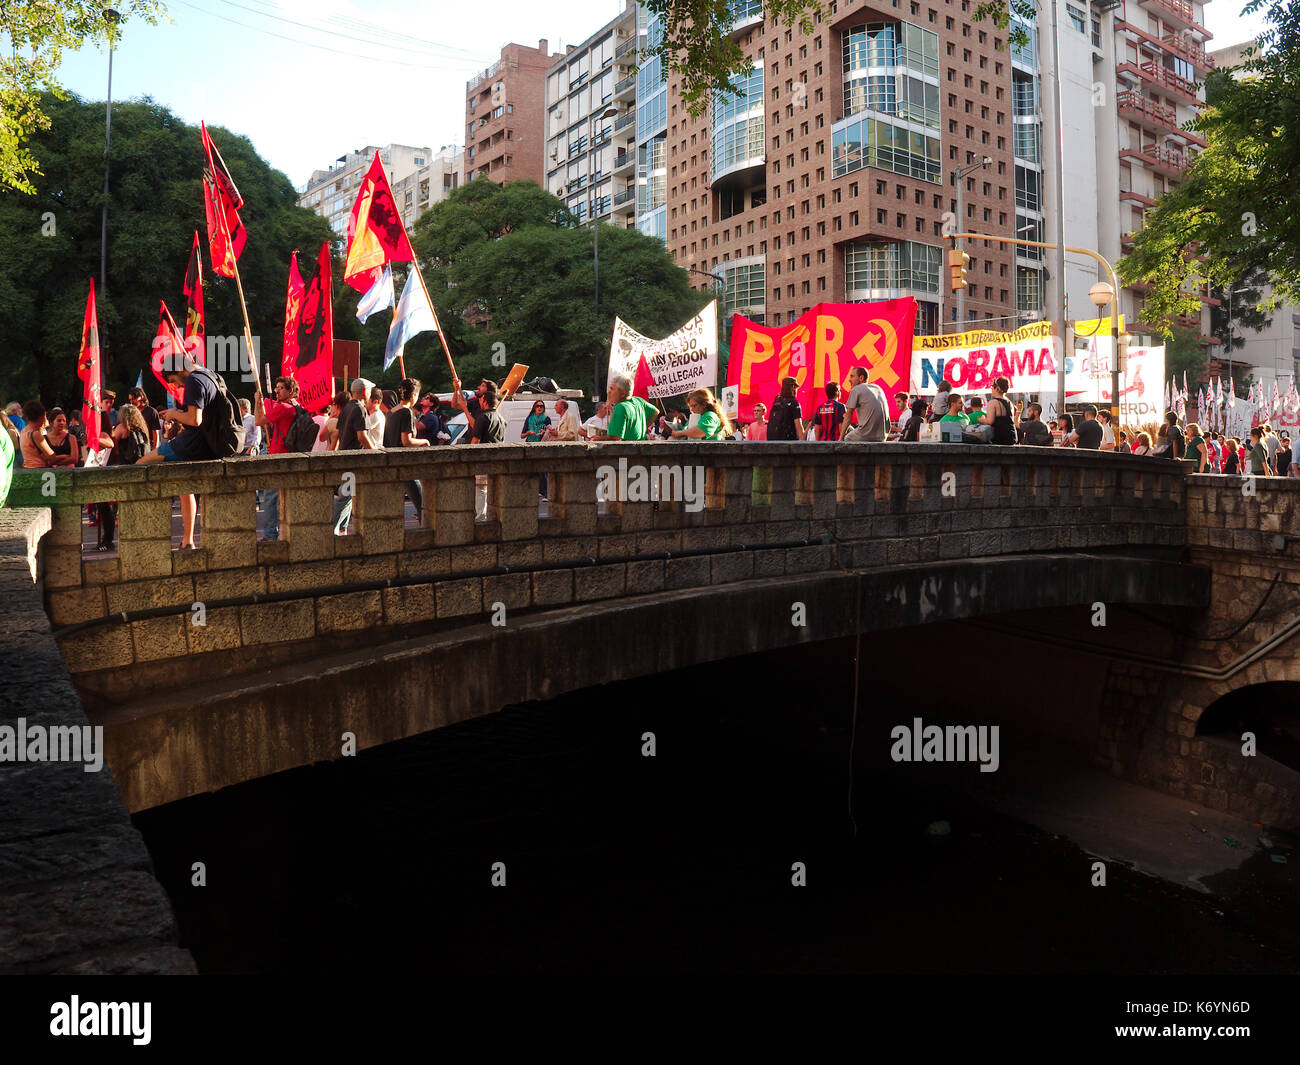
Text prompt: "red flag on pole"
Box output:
[[151, 301, 189, 404], [293, 243, 336, 412], [183, 229, 206, 354], [200, 121, 247, 277], [632, 353, 656, 400], [77, 279, 102, 447], [282, 250, 306, 378], [343, 152, 415, 293]]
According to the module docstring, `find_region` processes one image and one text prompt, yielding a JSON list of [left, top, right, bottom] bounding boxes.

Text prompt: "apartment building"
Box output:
[[465, 40, 564, 186], [543, 1, 639, 225], [392, 145, 465, 230], [297, 145, 432, 237]]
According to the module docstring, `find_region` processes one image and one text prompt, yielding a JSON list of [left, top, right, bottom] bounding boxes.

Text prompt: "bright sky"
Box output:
[[56, 0, 1268, 189], [56, 0, 628, 187]]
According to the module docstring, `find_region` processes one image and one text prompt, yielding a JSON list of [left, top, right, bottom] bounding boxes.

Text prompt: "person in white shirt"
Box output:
[[1098, 408, 1116, 451], [581, 401, 612, 439], [550, 399, 582, 441], [364, 385, 386, 449], [238, 399, 261, 455]]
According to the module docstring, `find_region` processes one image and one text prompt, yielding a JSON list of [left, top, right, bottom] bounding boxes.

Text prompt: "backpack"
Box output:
[[111, 428, 148, 467], [282, 402, 318, 453], [191, 366, 245, 458], [768, 396, 799, 440]]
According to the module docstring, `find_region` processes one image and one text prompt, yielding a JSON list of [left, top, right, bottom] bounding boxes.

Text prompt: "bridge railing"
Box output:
[[11, 443, 1188, 694]]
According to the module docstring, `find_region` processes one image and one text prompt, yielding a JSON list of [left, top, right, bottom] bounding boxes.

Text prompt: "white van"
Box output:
[[438, 387, 586, 444]]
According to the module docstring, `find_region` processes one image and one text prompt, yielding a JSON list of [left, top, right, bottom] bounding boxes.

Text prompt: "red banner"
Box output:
[[200, 121, 246, 278], [150, 302, 193, 404], [77, 278, 101, 446], [183, 230, 206, 353], [282, 250, 306, 378], [726, 299, 916, 422], [293, 243, 335, 413]]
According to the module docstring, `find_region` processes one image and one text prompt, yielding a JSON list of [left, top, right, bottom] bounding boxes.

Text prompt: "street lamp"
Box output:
[[587, 105, 620, 399], [1088, 280, 1120, 426], [950, 154, 992, 325], [101, 7, 120, 385]]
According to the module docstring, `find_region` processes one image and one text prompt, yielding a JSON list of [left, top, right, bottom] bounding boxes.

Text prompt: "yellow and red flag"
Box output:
[[77, 278, 102, 446], [200, 121, 246, 277], [281, 249, 306, 378], [183, 230, 206, 352], [343, 152, 415, 293]]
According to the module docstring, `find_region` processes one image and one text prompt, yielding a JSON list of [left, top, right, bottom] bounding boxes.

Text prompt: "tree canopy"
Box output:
[[1, 0, 165, 194], [410, 179, 712, 397], [0, 94, 336, 408], [1118, 0, 1300, 334]]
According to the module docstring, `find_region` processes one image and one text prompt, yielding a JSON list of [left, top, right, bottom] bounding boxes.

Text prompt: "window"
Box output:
[[844, 239, 942, 295]]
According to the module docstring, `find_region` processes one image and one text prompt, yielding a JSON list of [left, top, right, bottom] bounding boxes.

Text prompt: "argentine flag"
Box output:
[[357, 264, 395, 325], [384, 267, 436, 370]]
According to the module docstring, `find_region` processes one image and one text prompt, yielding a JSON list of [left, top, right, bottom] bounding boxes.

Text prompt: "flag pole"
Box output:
[[219, 206, 260, 396]]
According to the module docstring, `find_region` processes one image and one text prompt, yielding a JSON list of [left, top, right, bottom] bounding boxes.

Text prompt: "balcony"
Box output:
[[1135, 0, 1209, 37], [1119, 190, 1157, 207], [1162, 33, 1215, 72], [1116, 61, 1200, 103], [614, 75, 635, 100], [614, 111, 636, 134], [1119, 142, 1196, 176], [727, 0, 763, 39], [613, 151, 634, 174], [612, 187, 636, 214], [615, 37, 637, 60], [1116, 91, 1177, 134]]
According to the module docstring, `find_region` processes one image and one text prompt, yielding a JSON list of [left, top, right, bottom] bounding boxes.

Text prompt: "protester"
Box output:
[[551, 399, 581, 442], [254, 376, 312, 542], [928, 379, 953, 422], [1290, 431, 1300, 478], [98, 390, 117, 434], [1055, 413, 1074, 445], [454, 379, 505, 443], [1115, 430, 1132, 454], [521, 400, 551, 442], [321, 392, 349, 452], [43, 408, 80, 465], [128, 388, 161, 450], [901, 398, 928, 441], [1275, 432, 1291, 477], [331, 380, 372, 536], [670, 388, 730, 441], [1131, 431, 1153, 457], [91, 404, 151, 551], [1182, 422, 1209, 473], [592, 376, 657, 442], [1065, 405, 1103, 450], [1097, 408, 1116, 451], [581, 401, 612, 439], [4, 402, 24, 433], [767, 377, 805, 441], [940, 394, 968, 429], [809, 382, 847, 442], [384, 378, 430, 514], [746, 402, 769, 440], [1263, 422, 1281, 467], [1222, 435, 1240, 474], [1017, 402, 1052, 447], [1248, 426, 1272, 476], [237, 398, 260, 455], [66, 409, 89, 463], [0, 409, 20, 466], [1163, 411, 1185, 461], [892, 392, 909, 433], [365, 385, 386, 448], [843, 367, 888, 442], [20, 402, 74, 468]]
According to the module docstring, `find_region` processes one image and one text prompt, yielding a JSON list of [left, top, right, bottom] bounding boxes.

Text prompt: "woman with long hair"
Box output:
[[1131, 431, 1153, 457], [671, 388, 732, 440], [902, 398, 928, 442], [766, 377, 805, 441], [44, 407, 80, 466]]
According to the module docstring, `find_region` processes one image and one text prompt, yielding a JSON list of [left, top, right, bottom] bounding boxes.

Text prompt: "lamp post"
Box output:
[[1045, 0, 1069, 424], [1088, 281, 1120, 427], [587, 105, 621, 400], [101, 8, 121, 385], [950, 154, 992, 325]]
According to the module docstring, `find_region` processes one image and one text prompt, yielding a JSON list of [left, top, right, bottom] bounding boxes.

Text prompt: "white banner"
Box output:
[[608, 302, 718, 399], [1064, 340, 1166, 424]]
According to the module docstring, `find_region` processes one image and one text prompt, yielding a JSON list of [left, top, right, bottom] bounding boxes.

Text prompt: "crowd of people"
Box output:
[[6, 360, 1299, 546]]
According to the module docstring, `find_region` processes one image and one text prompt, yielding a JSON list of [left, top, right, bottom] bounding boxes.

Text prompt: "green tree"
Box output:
[[411, 180, 711, 399], [1, 0, 165, 193], [0, 94, 334, 407], [1119, 0, 1300, 332]]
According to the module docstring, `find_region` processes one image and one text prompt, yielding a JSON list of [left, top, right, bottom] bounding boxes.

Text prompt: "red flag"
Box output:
[[293, 243, 336, 413], [183, 230, 206, 354], [200, 121, 246, 278], [282, 250, 306, 378], [151, 302, 190, 404], [343, 152, 415, 293], [726, 300, 916, 422], [77, 279, 102, 447], [632, 354, 656, 400]]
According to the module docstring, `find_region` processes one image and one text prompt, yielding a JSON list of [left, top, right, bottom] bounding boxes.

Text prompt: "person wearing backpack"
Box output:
[[254, 376, 316, 541], [766, 377, 806, 441]]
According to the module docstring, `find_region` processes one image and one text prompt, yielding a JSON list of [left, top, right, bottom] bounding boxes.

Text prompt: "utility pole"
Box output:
[[1046, 0, 1069, 420], [950, 156, 991, 326]]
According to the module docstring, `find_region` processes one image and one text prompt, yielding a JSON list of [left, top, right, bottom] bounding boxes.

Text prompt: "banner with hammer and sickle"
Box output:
[[726, 299, 916, 422]]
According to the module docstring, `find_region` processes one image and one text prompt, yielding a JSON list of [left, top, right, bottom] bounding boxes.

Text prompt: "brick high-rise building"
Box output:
[[466, 40, 565, 186]]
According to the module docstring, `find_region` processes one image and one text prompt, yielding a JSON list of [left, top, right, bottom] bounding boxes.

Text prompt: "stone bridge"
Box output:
[[8, 440, 1296, 827]]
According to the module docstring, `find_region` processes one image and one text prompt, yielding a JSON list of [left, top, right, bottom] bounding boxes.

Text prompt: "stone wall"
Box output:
[[8, 442, 1189, 705], [0, 508, 194, 973]]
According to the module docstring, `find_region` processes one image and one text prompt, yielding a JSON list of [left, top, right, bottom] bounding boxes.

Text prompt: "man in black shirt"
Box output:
[[333, 378, 374, 535], [1164, 411, 1185, 461], [465, 382, 505, 443], [1066, 405, 1104, 449]]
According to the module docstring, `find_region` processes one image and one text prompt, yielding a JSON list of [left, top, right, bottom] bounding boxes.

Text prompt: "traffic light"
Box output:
[[948, 248, 970, 292]]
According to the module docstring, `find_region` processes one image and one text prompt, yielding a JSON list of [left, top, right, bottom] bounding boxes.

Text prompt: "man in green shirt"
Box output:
[[591, 375, 658, 442]]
